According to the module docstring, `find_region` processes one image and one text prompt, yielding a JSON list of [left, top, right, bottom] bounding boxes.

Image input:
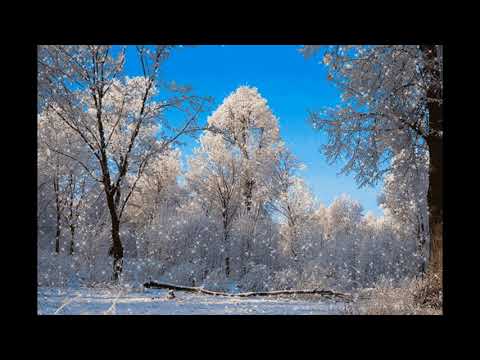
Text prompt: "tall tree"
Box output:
[[377, 149, 429, 273], [187, 86, 282, 277], [126, 148, 182, 259], [38, 45, 210, 280], [267, 147, 315, 264], [38, 111, 90, 254], [301, 45, 443, 276], [327, 194, 364, 284], [186, 125, 243, 277], [208, 86, 281, 214]]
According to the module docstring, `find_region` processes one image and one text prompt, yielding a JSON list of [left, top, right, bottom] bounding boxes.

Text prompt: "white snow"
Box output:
[[38, 286, 347, 315]]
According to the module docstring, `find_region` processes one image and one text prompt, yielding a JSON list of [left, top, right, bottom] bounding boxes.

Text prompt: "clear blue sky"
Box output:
[[123, 45, 384, 216]]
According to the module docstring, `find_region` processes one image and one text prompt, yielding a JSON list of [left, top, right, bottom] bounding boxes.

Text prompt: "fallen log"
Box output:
[[143, 281, 352, 301]]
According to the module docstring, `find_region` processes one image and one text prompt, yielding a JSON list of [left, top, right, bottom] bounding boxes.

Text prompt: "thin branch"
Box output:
[[44, 144, 102, 183]]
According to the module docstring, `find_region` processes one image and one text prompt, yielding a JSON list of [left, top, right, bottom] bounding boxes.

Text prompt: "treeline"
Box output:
[[38, 62, 428, 291]]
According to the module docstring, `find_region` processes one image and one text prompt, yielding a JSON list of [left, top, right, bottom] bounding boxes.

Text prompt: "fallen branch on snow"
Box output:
[[143, 281, 352, 301]]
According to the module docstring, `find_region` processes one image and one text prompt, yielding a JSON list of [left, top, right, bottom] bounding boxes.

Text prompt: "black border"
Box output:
[[11, 17, 461, 343]]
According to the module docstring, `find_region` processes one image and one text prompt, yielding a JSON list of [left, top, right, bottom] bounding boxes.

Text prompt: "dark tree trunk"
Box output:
[[69, 225, 75, 255], [243, 177, 254, 213], [288, 218, 299, 265], [427, 134, 443, 275], [106, 190, 124, 282], [225, 256, 230, 278], [94, 84, 125, 282], [55, 212, 61, 253], [53, 177, 61, 254], [421, 45, 443, 277], [222, 205, 231, 278], [67, 173, 75, 256], [416, 219, 427, 274], [243, 237, 250, 276]]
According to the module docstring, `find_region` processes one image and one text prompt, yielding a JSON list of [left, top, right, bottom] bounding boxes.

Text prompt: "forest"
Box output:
[[37, 45, 442, 315]]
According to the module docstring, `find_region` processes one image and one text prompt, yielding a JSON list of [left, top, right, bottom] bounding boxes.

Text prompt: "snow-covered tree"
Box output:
[[268, 151, 317, 265], [378, 148, 429, 272], [38, 110, 93, 254], [186, 139, 242, 277], [38, 45, 211, 280], [186, 86, 282, 277], [325, 194, 364, 286], [208, 86, 281, 213], [126, 148, 182, 227], [301, 45, 442, 275]]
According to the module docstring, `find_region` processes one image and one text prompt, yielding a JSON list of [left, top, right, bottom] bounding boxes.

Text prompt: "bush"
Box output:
[[347, 276, 442, 315], [161, 262, 202, 286], [271, 268, 301, 290], [412, 271, 442, 309], [237, 263, 273, 292], [202, 267, 231, 291], [38, 249, 112, 287], [296, 260, 330, 289], [121, 257, 166, 285]]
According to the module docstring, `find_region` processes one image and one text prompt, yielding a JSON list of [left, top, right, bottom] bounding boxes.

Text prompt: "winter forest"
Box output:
[[37, 45, 443, 315]]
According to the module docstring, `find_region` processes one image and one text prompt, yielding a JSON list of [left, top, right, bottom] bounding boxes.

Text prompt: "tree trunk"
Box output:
[[55, 212, 61, 253], [243, 237, 250, 276], [243, 177, 254, 213], [68, 173, 75, 255], [416, 219, 427, 274], [422, 45, 443, 278], [288, 221, 299, 266], [225, 256, 230, 278], [427, 134, 443, 275], [53, 177, 61, 254], [93, 82, 125, 282], [106, 191, 124, 282], [69, 225, 75, 255], [222, 206, 231, 278]]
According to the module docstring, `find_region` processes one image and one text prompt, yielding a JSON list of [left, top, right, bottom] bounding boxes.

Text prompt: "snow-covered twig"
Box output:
[[54, 293, 82, 314], [104, 289, 124, 315]]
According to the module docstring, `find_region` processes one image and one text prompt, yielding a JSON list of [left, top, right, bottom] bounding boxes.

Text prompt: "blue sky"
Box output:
[[123, 45, 384, 216]]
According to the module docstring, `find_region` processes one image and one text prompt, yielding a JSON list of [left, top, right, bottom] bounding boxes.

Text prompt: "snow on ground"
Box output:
[[38, 286, 347, 315]]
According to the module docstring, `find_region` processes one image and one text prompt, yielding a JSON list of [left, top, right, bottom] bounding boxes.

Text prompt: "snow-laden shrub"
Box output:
[[38, 251, 75, 287], [237, 263, 274, 292], [202, 267, 231, 291], [412, 272, 442, 309], [296, 260, 329, 289], [121, 257, 166, 286], [162, 262, 203, 286], [75, 256, 111, 286], [348, 275, 442, 315], [38, 249, 112, 287], [271, 268, 301, 290], [268, 263, 330, 291]]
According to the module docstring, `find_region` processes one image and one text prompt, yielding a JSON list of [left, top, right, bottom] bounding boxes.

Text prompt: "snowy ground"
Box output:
[[38, 286, 347, 315]]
